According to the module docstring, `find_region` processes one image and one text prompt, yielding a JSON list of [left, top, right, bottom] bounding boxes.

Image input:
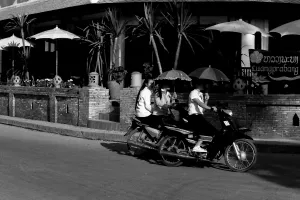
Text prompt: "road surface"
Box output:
[[0, 124, 299, 200]]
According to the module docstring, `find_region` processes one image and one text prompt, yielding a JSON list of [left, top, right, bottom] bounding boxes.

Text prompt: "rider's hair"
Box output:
[[135, 78, 153, 110]]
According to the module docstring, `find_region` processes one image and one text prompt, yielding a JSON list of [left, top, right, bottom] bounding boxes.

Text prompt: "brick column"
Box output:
[[78, 88, 89, 127], [88, 87, 110, 120], [8, 92, 15, 117], [120, 87, 139, 131], [49, 94, 57, 123]]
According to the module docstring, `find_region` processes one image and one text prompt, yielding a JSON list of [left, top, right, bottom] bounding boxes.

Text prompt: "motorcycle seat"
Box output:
[[132, 117, 149, 127], [238, 127, 251, 132], [182, 118, 189, 123]]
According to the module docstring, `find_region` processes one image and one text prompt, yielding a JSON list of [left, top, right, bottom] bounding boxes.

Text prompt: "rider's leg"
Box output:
[[188, 114, 207, 153]]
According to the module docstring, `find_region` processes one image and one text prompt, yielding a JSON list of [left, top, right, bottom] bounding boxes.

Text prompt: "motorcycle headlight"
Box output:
[[223, 109, 233, 116]]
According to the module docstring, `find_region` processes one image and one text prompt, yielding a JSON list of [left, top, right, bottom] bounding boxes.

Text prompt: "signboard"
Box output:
[[249, 49, 300, 81], [0, 0, 32, 8]]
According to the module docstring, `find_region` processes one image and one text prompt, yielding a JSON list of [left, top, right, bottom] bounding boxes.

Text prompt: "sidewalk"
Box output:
[[0, 115, 299, 154]]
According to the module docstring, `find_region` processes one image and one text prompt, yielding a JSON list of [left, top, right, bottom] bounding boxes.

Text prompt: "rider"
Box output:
[[188, 80, 218, 153], [135, 78, 161, 128]]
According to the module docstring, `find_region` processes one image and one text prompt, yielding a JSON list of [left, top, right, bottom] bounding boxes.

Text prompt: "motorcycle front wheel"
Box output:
[[159, 136, 187, 167], [224, 139, 257, 172]]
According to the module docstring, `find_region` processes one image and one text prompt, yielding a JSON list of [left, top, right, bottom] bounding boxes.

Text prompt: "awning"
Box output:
[[0, 0, 92, 21], [0, 0, 300, 21]]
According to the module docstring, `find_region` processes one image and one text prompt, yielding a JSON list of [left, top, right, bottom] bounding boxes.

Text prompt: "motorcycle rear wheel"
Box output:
[[126, 128, 147, 156], [224, 139, 257, 172], [159, 136, 187, 167]]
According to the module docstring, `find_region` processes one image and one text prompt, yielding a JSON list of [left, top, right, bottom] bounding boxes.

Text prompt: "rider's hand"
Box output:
[[204, 93, 210, 101], [172, 92, 177, 100], [210, 106, 217, 112]]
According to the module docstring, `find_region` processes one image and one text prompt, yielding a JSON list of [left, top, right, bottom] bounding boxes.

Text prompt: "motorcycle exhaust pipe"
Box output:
[[159, 150, 196, 160], [127, 140, 156, 151]]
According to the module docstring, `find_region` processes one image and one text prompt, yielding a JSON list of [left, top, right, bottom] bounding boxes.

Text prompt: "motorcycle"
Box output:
[[124, 103, 189, 156], [158, 103, 257, 172]]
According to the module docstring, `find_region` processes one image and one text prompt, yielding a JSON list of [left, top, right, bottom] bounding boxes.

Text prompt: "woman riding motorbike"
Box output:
[[135, 78, 161, 128], [188, 80, 218, 153]]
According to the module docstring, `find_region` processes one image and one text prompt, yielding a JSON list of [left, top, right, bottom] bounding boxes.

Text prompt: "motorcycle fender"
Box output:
[[124, 122, 137, 136], [234, 133, 253, 141], [161, 129, 184, 138]]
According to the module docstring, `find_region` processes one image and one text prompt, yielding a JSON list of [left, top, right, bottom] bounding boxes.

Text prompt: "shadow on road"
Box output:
[[250, 153, 300, 189], [100, 142, 232, 170], [100, 142, 162, 165]]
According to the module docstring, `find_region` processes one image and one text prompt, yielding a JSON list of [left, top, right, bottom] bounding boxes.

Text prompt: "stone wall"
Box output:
[[0, 86, 110, 127], [120, 88, 300, 138]]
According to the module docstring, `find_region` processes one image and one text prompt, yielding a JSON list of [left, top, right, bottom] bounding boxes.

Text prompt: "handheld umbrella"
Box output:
[[154, 69, 192, 98], [189, 66, 230, 82]]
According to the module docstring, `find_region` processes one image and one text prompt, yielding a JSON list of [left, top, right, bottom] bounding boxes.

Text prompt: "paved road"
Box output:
[[0, 124, 299, 200]]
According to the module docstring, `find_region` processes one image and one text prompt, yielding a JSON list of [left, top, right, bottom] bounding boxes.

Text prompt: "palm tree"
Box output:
[[5, 14, 35, 80], [163, 0, 204, 70], [103, 8, 129, 71], [79, 21, 107, 86], [133, 3, 167, 74]]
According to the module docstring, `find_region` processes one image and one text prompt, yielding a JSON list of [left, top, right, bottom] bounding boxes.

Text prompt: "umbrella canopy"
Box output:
[[29, 26, 80, 40], [29, 26, 80, 75], [206, 19, 270, 37], [0, 34, 33, 73], [269, 19, 300, 36], [155, 69, 191, 81], [0, 34, 33, 49], [189, 66, 230, 82]]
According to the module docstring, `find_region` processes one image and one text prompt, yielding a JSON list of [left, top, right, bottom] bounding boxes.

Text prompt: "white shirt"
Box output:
[[136, 87, 152, 117], [188, 89, 204, 115]]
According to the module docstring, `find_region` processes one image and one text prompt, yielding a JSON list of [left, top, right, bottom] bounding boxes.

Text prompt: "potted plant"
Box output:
[[107, 65, 127, 99], [79, 21, 107, 87], [251, 72, 270, 95], [5, 14, 35, 81]]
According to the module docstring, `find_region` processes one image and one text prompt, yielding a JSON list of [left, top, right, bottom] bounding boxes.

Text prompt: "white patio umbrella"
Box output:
[[206, 19, 270, 37], [29, 26, 80, 75], [269, 19, 300, 36], [0, 34, 33, 73]]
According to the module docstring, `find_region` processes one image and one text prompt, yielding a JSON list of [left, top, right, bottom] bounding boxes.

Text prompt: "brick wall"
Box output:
[[0, 86, 111, 127], [120, 88, 300, 138]]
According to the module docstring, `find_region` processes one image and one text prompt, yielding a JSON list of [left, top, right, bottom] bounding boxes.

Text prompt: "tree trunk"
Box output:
[[150, 34, 163, 74], [21, 29, 29, 79], [113, 37, 118, 66], [174, 34, 182, 70], [109, 36, 114, 70]]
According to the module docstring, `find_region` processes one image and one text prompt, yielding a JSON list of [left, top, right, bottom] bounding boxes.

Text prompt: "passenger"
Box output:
[[153, 83, 172, 118]]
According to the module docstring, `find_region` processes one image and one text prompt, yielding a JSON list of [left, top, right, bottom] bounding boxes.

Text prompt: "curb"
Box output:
[[0, 115, 126, 143], [253, 140, 300, 154], [0, 115, 299, 154]]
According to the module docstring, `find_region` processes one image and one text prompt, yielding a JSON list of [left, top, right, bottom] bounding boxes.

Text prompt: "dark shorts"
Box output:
[[188, 114, 218, 136], [136, 115, 163, 129]]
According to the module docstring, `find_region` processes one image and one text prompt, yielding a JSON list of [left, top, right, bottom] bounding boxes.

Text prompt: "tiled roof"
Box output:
[[0, 0, 300, 21]]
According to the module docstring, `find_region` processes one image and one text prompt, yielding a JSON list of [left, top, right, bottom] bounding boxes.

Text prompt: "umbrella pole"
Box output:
[[12, 48, 15, 77], [56, 40, 58, 75]]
